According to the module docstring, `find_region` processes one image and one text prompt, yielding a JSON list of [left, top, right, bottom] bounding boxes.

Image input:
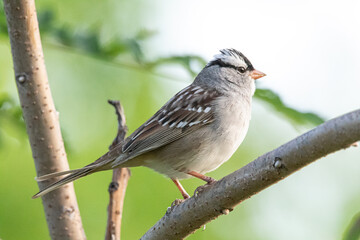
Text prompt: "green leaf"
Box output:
[[0, 2, 8, 36], [53, 25, 74, 46], [0, 94, 24, 125], [74, 30, 102, 54], [102, 38, 128, 58], [0, 93, 26, 147], [126, 38, 144, 63], [343, 212, 360, 240], [37, 9, 55, 33], [146, 55, 207, 77], [135, 29, 157, 40], [254, 88, 325, 126]]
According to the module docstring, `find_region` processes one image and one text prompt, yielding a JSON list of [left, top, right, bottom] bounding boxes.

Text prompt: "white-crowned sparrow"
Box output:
[[33, 49, 265, 199]]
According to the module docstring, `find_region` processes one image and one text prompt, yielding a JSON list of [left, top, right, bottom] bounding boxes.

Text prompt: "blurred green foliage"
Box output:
[[343, 212, 360, 240], [255, 88, 324, 126], [37, 9, 155, 64], [146, 55, 207, 77], [0, 2, 357, 240], [0, 93, 26, 147], [0, 3, 6, 36], [0, 5, 324, 135]]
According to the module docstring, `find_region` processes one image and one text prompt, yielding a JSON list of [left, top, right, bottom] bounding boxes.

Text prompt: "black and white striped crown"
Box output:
[[206, 48, 254, 70]]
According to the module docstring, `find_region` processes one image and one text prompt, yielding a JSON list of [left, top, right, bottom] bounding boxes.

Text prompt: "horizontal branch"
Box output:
[[141, 109, 360, 239]]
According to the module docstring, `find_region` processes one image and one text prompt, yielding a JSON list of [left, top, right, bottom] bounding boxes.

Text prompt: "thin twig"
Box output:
[[140, 109, 360, 240], [3, 0, 85, 239], [105, 100, 131, 240]]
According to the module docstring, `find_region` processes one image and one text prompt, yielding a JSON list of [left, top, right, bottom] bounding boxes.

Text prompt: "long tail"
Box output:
[[32, 144, 130, 199], [35, 166, 96, 182], [32, 166, 99, 199]]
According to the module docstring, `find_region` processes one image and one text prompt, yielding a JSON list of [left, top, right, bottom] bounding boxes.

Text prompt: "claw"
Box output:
[[171, 199, 185, 208], [193, 180, 216, 197]]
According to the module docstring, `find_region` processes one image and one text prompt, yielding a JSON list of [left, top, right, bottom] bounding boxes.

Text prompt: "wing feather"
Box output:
[[112, 85, 221, 167]]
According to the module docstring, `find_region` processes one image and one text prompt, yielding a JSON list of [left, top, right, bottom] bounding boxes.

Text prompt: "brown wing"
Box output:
[[111, 85, 221, 167]]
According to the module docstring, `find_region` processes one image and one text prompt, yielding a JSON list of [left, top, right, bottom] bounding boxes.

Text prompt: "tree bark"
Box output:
[[141, 109, 360, 240], [105, 168, 131, 240], [3, 0, 86, 239], [105, 100, 131, 240]]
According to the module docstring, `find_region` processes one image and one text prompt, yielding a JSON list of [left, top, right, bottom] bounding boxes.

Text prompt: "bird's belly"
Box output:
[[143, 112, 250, 179]]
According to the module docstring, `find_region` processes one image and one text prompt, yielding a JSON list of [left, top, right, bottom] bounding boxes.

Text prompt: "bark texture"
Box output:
[[105, 168, 131, 240], [3, 0, 86, 239], [141, 109, 360, 240], [105, 100, 131, 240]]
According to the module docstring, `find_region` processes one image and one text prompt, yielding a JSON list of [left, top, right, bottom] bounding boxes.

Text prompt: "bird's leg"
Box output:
[[187, 171, 216, 184], [171, 178, 190, 199], [188, 171, 216, 197]]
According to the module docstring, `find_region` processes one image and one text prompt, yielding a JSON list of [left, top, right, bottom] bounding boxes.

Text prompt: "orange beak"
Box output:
[[250, 69, 266, 80]]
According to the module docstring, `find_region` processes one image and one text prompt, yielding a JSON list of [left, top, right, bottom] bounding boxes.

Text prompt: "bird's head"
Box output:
[[195, 49, 265, 95]]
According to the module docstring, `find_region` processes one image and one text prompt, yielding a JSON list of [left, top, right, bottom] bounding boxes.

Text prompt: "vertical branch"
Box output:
[[105, 100, 131, 240], [3, 1, 86, 239]]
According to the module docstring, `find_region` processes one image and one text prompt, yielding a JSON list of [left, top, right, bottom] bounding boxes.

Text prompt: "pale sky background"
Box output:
[[143, 0, 360, 120]]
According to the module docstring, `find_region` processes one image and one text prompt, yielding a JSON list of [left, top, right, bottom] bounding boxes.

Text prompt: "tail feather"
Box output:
[[35, 166, 97, 182], [32, 143, 129, 199], [32, 168, 95, 199]]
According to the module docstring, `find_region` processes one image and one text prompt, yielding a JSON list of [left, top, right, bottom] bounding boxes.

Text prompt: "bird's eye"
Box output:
[[238, 67, 246, 73]]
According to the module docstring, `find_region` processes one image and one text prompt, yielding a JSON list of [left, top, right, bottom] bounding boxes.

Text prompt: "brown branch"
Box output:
[[141, 109, 360, 240], [3, 0, 86, 239], [105, 100, 131, 240]]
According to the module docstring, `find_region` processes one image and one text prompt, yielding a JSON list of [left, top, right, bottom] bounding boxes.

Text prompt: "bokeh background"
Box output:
[[1, 0, 360, 239]]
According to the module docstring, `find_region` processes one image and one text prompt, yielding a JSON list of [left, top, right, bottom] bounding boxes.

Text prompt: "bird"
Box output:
[[32, 48, 265, 199]]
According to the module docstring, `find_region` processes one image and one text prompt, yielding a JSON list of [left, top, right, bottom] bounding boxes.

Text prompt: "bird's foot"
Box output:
[[204, 177, 216, 184], [194, 180, 216, 197], [187, 171, 216, 184], [171, 198, 185, 208], [166, 198, 186, 215]]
